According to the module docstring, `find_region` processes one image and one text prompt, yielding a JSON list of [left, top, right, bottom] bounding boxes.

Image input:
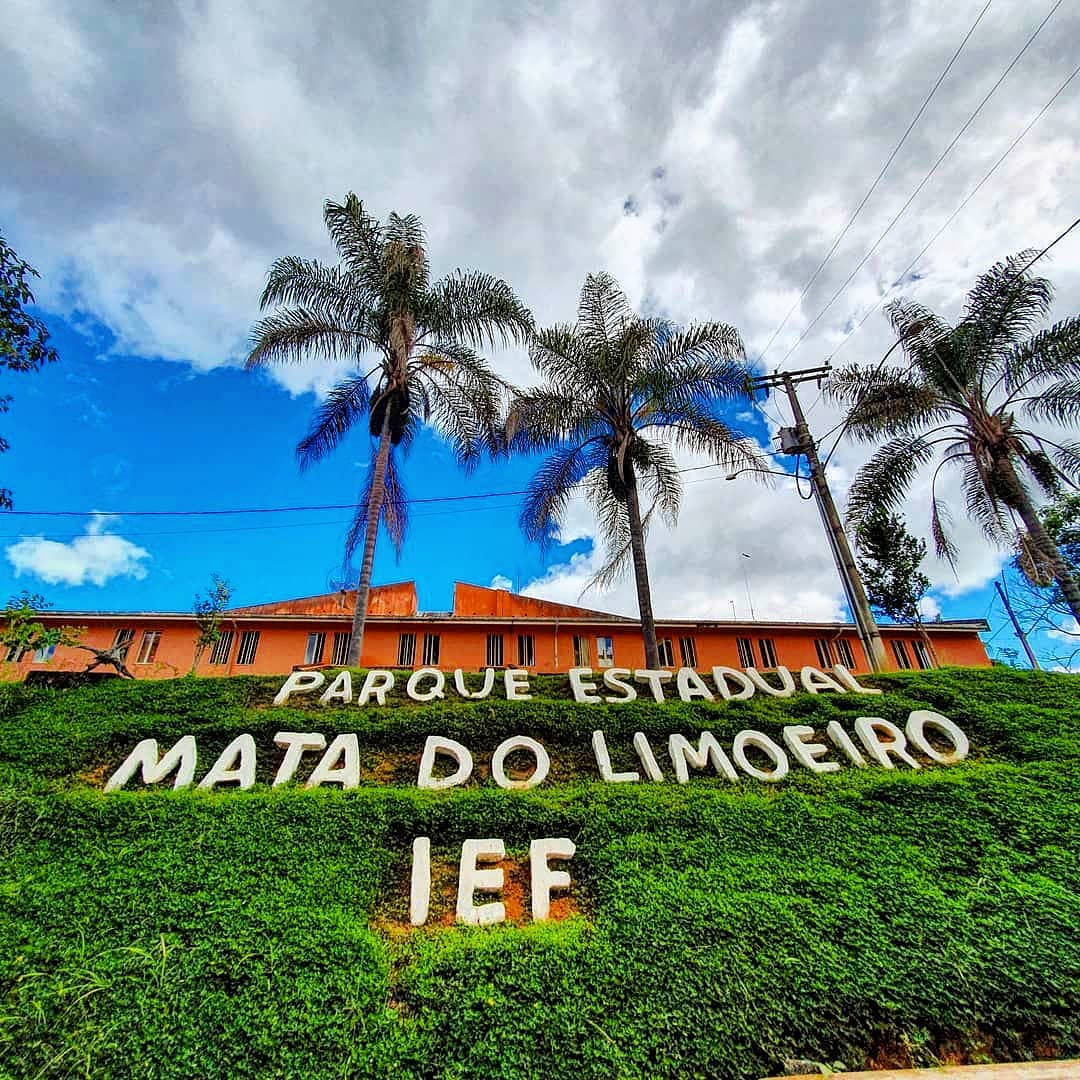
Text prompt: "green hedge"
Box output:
[[1, 668, 1078, 1078]]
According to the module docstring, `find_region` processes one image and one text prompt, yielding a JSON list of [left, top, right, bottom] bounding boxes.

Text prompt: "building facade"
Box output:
[[4, 581, 991, 679]]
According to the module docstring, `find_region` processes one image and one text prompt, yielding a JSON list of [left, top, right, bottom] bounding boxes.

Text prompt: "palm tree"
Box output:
[[248, 194, 533, 664], [507, 272, 762, 668], [828, 251, 1080, 623]]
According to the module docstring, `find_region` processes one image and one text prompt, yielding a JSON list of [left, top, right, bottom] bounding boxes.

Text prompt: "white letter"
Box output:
[[569, 668, 601, 703], [676, 667, 714, 702], [591, 730, 639, 782], [410, 836, 431, 927], [417, 736, 474, 790], [800, 666, 846, 694], [319, 671, 352, 705], [453, 668, 496, 699], [357, 669, 395, 705], [782, 725, 839, 774], [602, 668, 637, 703], [826, 721, 866, 767], [854, 717, 920, 770], [490, 736, 550, 789], [530, 838, 576, 921], [633, 732, 664, 781], [457, 839, 505, 926], [905, 710, 969, 764], [198, 734, 256, 790], [272, 732, 326, 786], [667, 732, 738, 783], [305, 733, 360, 788], [744, 666, 796, 698], [407, 668, 445, 702], [104, 736, 197, 792], [272, 671, 326, 707], [732, 730, 790, 781], [634, 669, 672, 702], [832, 665, 882, 694], [711, 667, 756, 700], [504, 669, 532, 701]]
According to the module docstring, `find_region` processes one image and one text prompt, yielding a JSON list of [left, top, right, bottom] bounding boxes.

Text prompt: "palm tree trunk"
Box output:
[[624, 462, 661, 669], [1000, 454, 1080, 625], [346, 409, 393, 665]]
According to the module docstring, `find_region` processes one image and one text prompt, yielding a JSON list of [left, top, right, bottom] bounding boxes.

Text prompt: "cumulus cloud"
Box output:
[[489, 574, 513, 591], [5, 513, 150, 587]]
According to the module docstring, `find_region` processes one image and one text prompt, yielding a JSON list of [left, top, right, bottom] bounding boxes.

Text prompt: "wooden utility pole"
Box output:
[[749, 365, 888, 673], [994, 579, 1040, 670]]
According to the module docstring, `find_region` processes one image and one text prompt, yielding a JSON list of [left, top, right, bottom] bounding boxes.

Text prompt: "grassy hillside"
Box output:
[[0, 668, 1077, 1079]]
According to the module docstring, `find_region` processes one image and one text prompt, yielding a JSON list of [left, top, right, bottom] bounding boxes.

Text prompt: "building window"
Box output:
[[596, 636, 614, 667], [304, 632, 326, 665], [913, 638, 934, 670], [814, 639, 834, 668], [398, 633, 417, 667], [422, 633, 441, 666], [236, 631, 260, 666], [136, 631, 162, 665], [892, 640, 912, 670], [657, 638, 674, 667], [736, 637, 754, 667], [517, 634, 535, 668], [573, 635, 590, 667], [486, 634, 504, 667], [209, 630, 234, 665], [836, 638, 856, 668], [679, 636, 698, 667], [5, 645, 27, 662], [33, 643, 57, 662], [758, 638, 778, 668], [112, 628, 135, 655], [331, 632, 352, 666]]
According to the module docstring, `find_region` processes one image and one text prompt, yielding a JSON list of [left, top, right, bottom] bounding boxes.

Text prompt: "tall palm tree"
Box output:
[[507, 272, 762, 668], [248, 194, 533, 664], [828, 251, 1080, 623]]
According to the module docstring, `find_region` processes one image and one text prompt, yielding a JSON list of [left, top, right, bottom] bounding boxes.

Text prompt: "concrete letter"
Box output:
[[745, 666, 796, 698], [591, 730, 639, 782], [272, 732, 326, 786], [569, 668, 601, 703], [198, 733, 257, 790], [782, 725, 839, 774], [854, 717, 920, 770], [711, 667, 756, 701], [832, 665, 882, 694], [406, 668, 446, 702], [633, 732, 665, 781], [272, 670, 326, 707], [104, 736, 198, 792], [676, 667, 714, 702], [504, 669, 532, 701], [905, 710, 969, 764], [457, 838, 505, 926], [826, 721, 866, 767], [453, 668, 496, 699], [490, 736, 550, 790], [417, 736, 474, 790], [319, 670, 352, 705], [410, 836, 431, 927], [357, 669, 395, 705], [602, 668, 637, 703], [800, 666, 847, 694], [530, 838, 576, 921], [732, 730, 790, 781], [634, 669, 672, 703], [305, 733, 360, 788], [667, 732, 738, 783]]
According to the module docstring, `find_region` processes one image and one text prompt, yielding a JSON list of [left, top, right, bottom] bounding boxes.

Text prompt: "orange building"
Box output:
[[4, 581, 990, 679]]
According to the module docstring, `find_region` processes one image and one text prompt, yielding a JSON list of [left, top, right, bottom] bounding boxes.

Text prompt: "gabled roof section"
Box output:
[[227, 581, 418, 617], [451, 581, 634, 621]]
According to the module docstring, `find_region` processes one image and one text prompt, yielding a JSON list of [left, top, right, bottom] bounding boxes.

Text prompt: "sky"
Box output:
[[1, 0, 1078, 669]]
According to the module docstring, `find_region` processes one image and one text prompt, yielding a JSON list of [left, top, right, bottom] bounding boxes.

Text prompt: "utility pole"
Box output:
[[994, 579, 1040, 670], [748, 364, 889, 673]]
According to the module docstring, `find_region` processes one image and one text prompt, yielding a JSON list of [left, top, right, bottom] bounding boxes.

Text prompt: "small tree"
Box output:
[[190, 575, 234, 674], [0, 591, 82, 663], [855, 511, 933, 623]]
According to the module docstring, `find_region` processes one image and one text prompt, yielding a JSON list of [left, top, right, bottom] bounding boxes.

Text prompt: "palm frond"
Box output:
[[323, 194, 381, 271], [259, 256, 372, 320], [1022, 378, 1080, 426], [632, 439, 681, 525], [929, 486, 958, 567], [519, 440, 605, 548], [581, 471, 637, 594], [999, 315, 1080, 399], [343, 447, 409, 564], [1020, 446, 1062, 499], [577, 272, 632, 352], [423, 270, 534, 350], [246, 308, 375, 367], [826, 364, 947, 442], [505, 387, 601, 453], [295, 374, 373, 468], [845, 435, 937, 528], [963, 251, 1053, 359], [1050, 440, 1080, 486]]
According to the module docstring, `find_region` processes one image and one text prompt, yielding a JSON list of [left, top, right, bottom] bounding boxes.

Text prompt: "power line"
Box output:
[[775, 0, 1064, 370], [754, 0, 993, 367]]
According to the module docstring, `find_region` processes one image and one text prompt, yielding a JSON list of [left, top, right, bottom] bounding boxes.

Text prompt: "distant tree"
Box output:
[[828, 252, 1080, 624], [1010, 492, 1080, 642], [248, 194, 532, 665], [0, 591, 82, 663], [190, 574, 234, 674], [855, 511, 932, 625], [506, 272, 761, 668], [0, 235, 60, 509]]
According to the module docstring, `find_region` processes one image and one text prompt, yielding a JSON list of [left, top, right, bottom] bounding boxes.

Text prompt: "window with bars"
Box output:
[[758, 638, 778, 668], [331, 632, 352, 666], [486, 634, 504, 667], [209, 629, 234, 665], [422, 633, 441, 666], [112, 628, 135, 656], [679, 636, 698, 667], [236, 630, 260, 666], [814, 639, 834, 668], [657, 638, 674, 666], [33, 643, 57, 662], [913, 638, 933, 669], [596, 636, 614, 666], [398, 633, 417, 667], [136, 631, 162, 664], [304, 632, 326, 665], [736, 637, 754, 667], [573, 635, 590, 667], [891, 640, 912, 670], [836, 638, 856, 668], [4, 645, 26, 662], [517, 634, 535, 668]]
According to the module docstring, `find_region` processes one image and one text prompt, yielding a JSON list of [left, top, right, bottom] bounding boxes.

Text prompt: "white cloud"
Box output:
[[1046, 617, 1079, 644], [489, 574, 513, 591], [5, 514, 150, 587], [917, 594, 942, 620]]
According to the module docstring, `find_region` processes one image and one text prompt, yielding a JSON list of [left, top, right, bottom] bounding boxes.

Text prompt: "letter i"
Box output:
[[410, 836, 431, 926]]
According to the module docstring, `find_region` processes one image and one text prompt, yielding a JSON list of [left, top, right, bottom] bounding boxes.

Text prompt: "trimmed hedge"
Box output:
[[0, 668, 1078, 1078]]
